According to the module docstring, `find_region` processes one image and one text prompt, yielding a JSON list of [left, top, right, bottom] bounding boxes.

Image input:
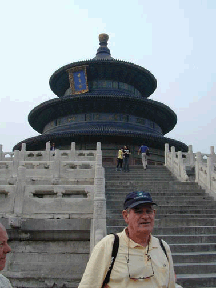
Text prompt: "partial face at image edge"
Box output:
[[0, 225, 11, 271]]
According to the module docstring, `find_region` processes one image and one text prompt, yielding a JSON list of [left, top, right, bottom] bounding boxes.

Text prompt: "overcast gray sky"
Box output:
[[0, 0, 215, 153]]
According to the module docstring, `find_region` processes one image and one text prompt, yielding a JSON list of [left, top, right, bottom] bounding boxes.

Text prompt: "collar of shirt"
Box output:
[[120, 228, 159, 252]]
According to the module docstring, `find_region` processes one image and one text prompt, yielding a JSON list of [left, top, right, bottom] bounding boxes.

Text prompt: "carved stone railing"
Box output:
[[0, 142, 106, 287], [0, 142, 105, 226], [194, 148, 216, 199], [0, 142, 96, 162], [165, 143, 216, 199], [165, 143, 189, 182], [90, 142, 106, 252]]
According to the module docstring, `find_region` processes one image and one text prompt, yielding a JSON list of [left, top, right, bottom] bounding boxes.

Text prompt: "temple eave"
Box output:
[[13, 130, 187, 152], [28, 94, 177, 135]]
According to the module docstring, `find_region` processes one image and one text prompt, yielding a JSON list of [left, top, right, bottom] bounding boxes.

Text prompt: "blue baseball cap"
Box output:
[[123, 191, 157, 210]]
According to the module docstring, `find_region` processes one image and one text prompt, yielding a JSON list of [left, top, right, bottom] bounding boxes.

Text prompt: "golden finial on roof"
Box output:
[[94, 33, 112, 59], [99, 33, 109, 44]]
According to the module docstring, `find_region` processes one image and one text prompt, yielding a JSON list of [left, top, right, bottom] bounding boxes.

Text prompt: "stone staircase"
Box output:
[[105, 165, 216, 288]]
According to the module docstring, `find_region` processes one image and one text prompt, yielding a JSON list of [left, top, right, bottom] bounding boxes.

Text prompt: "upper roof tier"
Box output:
[[49, 34, 157, 98]]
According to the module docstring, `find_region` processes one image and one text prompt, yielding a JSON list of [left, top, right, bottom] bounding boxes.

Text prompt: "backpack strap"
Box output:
[[102, 234, 119, 287], [159, 238, 169, 261]]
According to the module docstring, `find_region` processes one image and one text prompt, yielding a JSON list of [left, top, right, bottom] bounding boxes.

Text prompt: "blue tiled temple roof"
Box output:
[[28, 93, 177, 135], [13, 129, 187, 152]]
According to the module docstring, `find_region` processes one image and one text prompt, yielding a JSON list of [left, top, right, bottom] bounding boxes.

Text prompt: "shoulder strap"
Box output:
[[102, 234, 119, 287], [159, 238, 168, 261]]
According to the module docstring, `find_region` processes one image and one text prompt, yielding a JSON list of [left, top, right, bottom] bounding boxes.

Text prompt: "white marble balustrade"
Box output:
[[165, 143, 216, 199]]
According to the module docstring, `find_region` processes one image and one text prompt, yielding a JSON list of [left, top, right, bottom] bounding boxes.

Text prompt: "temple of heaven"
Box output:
[[13, 33, 187, 165]]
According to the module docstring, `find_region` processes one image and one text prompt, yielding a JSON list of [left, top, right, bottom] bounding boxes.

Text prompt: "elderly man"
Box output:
[[78, 191, 176, 288], [0, 223, 12, 288]]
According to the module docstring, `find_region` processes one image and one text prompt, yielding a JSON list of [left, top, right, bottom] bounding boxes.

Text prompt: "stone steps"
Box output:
[[106, 194, 212, 200], [176, 274, 216, 288], [107, 225, 216, 235], [107, 208, 216, 214], [105, 174, 175, 179], [170, 243, 216, 253], [107, 199, 215, 206], [172, 251, 216, 263], [175, 263, 216, 274], [107, 213, 216, 219], [154, 234, 216, 244], [107, 206, 216, 213], [105, 182, 201, 190], [106, 190, 207, 196], [107, 218, 216, 226], [106, 186, 205, 191], [105, 165, 216, 287], [106, 169, 174, 174]]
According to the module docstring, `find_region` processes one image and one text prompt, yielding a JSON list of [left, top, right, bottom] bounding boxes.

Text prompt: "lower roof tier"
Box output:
[[28, 91, 177, 135], [13, 128, 188, 152]]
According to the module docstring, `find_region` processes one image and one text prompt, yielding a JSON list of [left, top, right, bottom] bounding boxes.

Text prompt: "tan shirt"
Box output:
[[78, 229, 175, 288], [0, 274, 13, 288], [117, 150, 123, 159]]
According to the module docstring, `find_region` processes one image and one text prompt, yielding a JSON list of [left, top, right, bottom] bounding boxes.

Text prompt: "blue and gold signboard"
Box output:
[[67, 65, 89, 94]]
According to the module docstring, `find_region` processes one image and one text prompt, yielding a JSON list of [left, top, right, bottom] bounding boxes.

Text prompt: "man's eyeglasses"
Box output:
[[133, 207, 154, 215], [126, 245, 154, 280]]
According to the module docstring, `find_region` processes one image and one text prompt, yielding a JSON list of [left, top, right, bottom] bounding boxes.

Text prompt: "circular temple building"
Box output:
[[13, 34, 188, 165]]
